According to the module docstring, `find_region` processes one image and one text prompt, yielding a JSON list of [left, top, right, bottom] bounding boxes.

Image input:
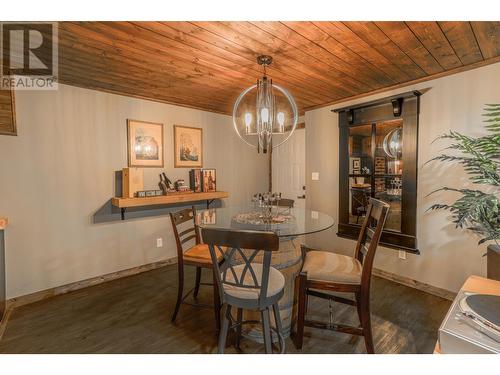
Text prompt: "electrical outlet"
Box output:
[[156, 238, 163, 248], [398, 250, 406, 260], [312, 172, 320, 181]]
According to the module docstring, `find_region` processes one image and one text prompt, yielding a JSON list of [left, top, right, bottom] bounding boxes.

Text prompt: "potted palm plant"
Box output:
[[428, 104, 500, 280]]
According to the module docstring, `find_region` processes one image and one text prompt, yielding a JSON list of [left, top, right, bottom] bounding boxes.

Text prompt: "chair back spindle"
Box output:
[[169, 206, 200, 258], [354, 198, 390, 288], [201, 228, 279, 306]]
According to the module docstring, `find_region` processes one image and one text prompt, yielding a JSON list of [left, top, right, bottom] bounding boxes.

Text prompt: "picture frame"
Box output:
[[189, 169, 202, 192], [349, 157, 361, 174], [127, 119, 164, 168], [174, 125, 203, 168], [202, 169, 216, 192]]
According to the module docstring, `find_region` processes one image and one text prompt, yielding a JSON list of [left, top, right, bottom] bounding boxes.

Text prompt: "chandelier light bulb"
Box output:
[[244, 112, 252, 134], [261, 107, 269, 123], [277, 111, 285, 133]]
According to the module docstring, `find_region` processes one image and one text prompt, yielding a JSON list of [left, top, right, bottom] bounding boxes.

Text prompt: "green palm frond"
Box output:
[[428, 105, 500, 246]]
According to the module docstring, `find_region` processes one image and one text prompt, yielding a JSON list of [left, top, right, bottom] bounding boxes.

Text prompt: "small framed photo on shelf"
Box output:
[[189, 169, 202, 192], [127, 119, 164, 168], [174, 125, 203, 168], [202, 169, 216, 192]]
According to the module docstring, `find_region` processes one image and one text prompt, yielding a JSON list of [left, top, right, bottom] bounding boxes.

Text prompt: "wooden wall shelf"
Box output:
[[111, 191, 229, 220]]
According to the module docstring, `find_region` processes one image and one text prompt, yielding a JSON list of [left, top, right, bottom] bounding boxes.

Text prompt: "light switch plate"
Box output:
[[312, 172, 320, 181], [398, 250, 406, 260]]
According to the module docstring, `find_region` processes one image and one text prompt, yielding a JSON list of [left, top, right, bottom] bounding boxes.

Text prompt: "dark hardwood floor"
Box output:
[[0, 264, 451, 354]]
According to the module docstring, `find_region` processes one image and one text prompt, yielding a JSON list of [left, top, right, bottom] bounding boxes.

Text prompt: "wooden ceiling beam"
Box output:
[[191, 21, 364, 97], [42, 22, 499, 116], [304, 54, 500, 112], [311, 21, 410, 83], [275, 21, 394, 87], [340, 21, 427, 80], [405, 22, 463, 70], [374, 21, 444, 75], [138, 22, 333, 104], [438, 22, 483, 65], [471, 22, 500, 59]]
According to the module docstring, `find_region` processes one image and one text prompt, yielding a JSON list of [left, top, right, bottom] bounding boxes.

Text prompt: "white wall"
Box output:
[[0, 84, 268, 298], [305, 62, 500, 293]]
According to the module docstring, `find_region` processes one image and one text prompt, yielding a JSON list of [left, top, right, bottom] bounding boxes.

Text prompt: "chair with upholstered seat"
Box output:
[[293, 198, 389, 353], [201, 227, 285, 354], [170, 207, 223, 332]]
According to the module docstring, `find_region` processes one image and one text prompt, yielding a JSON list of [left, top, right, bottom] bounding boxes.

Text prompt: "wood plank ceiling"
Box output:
[[54, 21, 500, 115]]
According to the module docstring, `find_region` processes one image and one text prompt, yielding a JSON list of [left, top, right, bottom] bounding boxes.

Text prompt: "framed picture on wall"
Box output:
[[202, 169, 216, 192], [174, 125, 203, 168], [127, 120, 164, 168], [0, 88, 17, 136]]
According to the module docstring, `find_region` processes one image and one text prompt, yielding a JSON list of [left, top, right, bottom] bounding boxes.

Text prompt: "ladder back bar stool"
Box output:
[[293, 198, 390, 353], [201, 227, 286, 354], [170, 206, 223, 332]]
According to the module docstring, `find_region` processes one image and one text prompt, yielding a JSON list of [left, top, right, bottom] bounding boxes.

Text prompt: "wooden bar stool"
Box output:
[[201, 227, 286, 354], [170, 206, 223, 332], [293, 198, 390, 353]]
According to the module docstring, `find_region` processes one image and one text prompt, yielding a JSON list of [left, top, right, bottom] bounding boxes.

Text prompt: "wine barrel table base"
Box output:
[[239, 235, 303, 342]]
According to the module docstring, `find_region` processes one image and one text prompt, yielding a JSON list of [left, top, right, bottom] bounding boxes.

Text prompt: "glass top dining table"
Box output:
[[194, 205, 334, 340], [195, 205, 334, 238]]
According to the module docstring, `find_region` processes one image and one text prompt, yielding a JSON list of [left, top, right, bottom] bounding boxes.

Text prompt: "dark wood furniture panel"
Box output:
[[0, 90, 16, 136], [0, 220, 7, 323], [335, 91, 420, 253]]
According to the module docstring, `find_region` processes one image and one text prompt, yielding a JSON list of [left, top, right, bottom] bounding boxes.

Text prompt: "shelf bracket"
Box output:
[[207, 199, 215, 209]]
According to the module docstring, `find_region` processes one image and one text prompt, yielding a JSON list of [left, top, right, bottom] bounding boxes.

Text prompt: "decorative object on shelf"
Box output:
[[0, 88, 16, 136], [202, 169, 216, 192], [136, 190, 164, 198], [428, 104, 500, 280], [127, 119, 164, 168], [232, 55, 298, 153], [112, 191, 229, 220], [173, 179, 191, 192], [387, 160, 403, 174], [189, 169, 202, 193], [383, 127, 403, 159], [158, 172, 172, 195], [349, 157, 361, 174], [174, 125, 203, 168], [122, 167, 144, 198]]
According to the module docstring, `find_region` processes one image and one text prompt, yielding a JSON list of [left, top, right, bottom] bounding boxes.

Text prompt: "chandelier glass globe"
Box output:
[[233, 55, 298, 153], [383, 127, 403, 160]]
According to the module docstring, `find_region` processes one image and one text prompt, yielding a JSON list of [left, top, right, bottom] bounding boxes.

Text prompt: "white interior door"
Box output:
[[272, 128, 306, 208]]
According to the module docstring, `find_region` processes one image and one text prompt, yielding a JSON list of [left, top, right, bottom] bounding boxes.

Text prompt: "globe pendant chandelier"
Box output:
[[383, 127, 403, 159], [232, 55, 298, 153]]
